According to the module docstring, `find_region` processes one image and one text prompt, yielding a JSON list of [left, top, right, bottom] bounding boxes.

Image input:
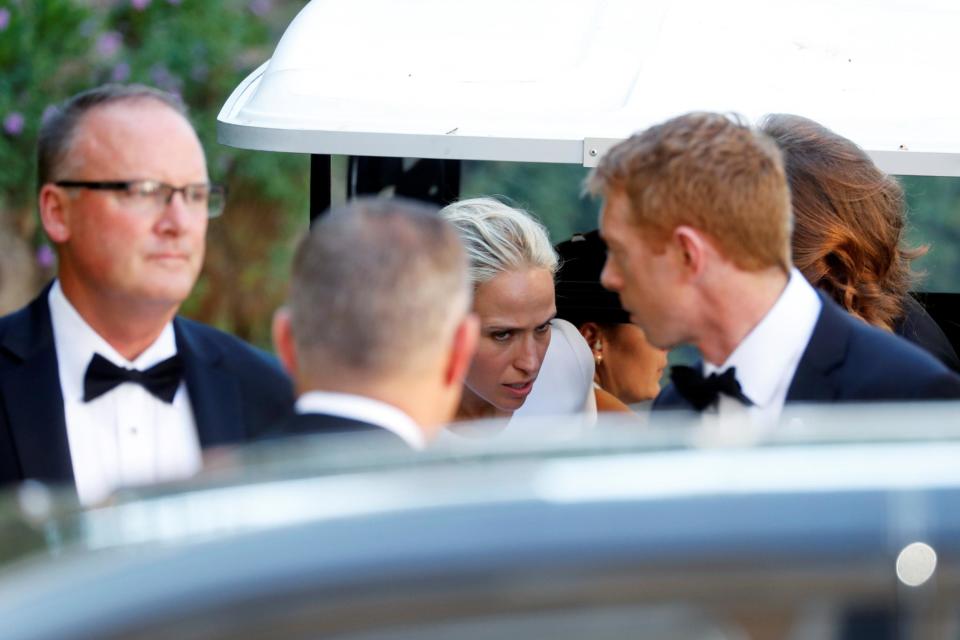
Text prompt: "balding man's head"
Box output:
[[287, 198, 470, 380], [275, 198, 477, 432]]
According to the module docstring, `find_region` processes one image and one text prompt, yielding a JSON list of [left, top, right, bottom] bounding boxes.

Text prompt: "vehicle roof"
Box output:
[[218, 0, 960, 176]]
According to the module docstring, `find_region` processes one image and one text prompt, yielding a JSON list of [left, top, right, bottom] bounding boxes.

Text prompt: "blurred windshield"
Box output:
[[2, 401, 959, 559], [3, 402, 960, 640]]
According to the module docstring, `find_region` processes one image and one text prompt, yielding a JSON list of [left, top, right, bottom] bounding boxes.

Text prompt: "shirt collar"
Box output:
[[703, 269, 822, 407], [295, 390, 425, 450], [48, 280, 178, 403]]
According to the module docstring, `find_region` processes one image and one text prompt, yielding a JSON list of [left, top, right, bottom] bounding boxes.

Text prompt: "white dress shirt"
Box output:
[[295, 391, 425, 450], [701, 269, 822, 431], [49, 282, 201, 506]]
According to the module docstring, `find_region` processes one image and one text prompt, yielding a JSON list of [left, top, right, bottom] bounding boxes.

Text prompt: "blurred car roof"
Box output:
[[1, 403, 960, 639]]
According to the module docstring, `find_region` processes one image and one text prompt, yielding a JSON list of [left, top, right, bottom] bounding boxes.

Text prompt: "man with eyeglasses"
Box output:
[[0, 84, 294, 505]]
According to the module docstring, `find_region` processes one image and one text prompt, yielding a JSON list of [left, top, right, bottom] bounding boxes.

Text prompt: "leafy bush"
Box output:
[[0, 0, 309, 347]]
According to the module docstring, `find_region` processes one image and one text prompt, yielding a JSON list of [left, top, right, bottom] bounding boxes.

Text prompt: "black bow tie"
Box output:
[[83, 353, 184, 404], [669, 364, 753, 411]]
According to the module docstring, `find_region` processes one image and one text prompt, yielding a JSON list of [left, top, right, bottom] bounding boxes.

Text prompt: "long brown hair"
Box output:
[[761, 114, 926, 330]]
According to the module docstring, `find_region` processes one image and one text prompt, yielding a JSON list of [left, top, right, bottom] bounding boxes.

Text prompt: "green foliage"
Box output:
[[0, 0, 307, 209], [0, 0, 310, 346], [0, 0, 92, 210], [903, 176, 960, 293]]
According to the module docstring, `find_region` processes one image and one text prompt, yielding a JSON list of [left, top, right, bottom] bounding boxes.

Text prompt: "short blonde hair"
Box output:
[[439, 197, 558, 286], [587, 112, 792, 272]]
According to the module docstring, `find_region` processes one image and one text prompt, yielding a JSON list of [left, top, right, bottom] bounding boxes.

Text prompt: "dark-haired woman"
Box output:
[[553, 230, 668, 410]]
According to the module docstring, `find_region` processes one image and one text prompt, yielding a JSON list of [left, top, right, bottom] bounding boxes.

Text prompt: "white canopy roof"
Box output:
[[218, 0, 960, 176]]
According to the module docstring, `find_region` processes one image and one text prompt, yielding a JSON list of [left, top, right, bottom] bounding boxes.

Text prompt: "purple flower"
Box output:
[[131, 0, 151, 10], [3, 112, 24, 136], [248, 0, 272, 16], [0, 8, 11, 32], [149, 64, 182, 93], [36, 245, 55, 269], [111, 62, 131, 82], [95, 31, 123, 58]]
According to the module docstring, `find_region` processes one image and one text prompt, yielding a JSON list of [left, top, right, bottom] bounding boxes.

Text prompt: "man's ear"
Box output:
[[579, 322, 602, 355], [38, 184, 71, 244], [271, 306, 298, 379], [673, 225, 708, 279], [445, 312, 479, 388]]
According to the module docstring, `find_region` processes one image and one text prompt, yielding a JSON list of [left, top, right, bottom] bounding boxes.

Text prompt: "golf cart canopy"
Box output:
[[218, 0, 960, 176]]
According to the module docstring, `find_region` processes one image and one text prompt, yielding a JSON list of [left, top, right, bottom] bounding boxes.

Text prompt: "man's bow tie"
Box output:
[[83, 353, 184, 404], [669, 364, 753, 411]]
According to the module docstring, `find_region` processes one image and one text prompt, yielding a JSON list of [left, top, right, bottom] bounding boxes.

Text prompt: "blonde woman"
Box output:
[[440, 197, 594, 422]]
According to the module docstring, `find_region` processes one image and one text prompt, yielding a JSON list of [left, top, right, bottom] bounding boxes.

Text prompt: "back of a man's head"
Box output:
[[588, 112, 792, 272], [286, 197, 471, 394]]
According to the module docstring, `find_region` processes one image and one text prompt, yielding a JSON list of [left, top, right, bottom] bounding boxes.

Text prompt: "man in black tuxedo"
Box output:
[[270, 198, 478, 447], [0, 84, 293, 504], [587, 112, 960, 425]]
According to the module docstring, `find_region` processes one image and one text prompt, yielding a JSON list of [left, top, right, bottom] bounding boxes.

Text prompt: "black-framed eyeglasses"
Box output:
[[54, 180, 227, 219]]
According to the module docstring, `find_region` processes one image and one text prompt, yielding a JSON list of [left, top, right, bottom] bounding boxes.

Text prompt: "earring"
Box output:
[[593, 341, 603, 366]]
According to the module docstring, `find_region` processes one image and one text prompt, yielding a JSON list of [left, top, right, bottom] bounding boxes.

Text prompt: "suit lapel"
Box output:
[[174, 319, 245, 448], [658, 292, 851, 407], [786, 293, 849, 402], [0, 289, 74, 483]]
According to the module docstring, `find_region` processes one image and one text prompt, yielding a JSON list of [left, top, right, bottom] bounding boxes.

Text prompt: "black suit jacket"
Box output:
[[267, 412, 410, 448], [0, 288, 295, 487], [655, 292, 960, 410], [894, 294, 960, 374]]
